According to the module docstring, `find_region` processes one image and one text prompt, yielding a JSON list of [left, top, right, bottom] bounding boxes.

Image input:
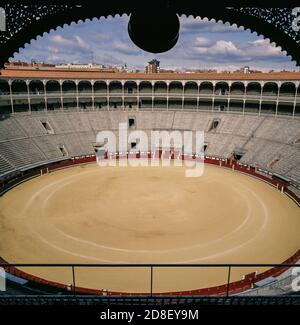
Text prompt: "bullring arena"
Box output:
[[1, 162, 300, 293], [0, 66, 300, 296]]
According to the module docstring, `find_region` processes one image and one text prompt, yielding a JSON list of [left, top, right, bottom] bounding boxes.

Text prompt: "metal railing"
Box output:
[[1, 262, 300, 297]]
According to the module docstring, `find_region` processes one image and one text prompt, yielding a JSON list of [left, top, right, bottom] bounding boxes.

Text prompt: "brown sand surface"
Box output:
[[0, 163, 299, 293]]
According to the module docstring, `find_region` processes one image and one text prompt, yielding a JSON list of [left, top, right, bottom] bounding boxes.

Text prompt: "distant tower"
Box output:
[[146, 59, 160, 73], [243, 66, 250, 74]]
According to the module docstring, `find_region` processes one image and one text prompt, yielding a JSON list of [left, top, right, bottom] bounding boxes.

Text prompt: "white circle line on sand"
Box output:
[[34, 168, 251, 253], [48, 181, 254, 255], [179, 184, 270, 262], [29, 172, 269, 263], [10, 164, 274, 264], [21, 167, 96, 217], [31, 229, 131, 263]]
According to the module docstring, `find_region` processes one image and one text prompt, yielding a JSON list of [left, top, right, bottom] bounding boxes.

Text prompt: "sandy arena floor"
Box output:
[[0, 163, 299, 293]]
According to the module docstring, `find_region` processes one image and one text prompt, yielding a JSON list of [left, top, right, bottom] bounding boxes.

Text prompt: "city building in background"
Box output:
[[145, 59, 160, 73]]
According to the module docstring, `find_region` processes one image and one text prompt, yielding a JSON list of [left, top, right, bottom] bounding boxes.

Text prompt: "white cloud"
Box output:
[[194, 40, 243, 57], [211, 40, 243, 56], [185, 35, 291, 66], [45, 46, 59, 53], [50, 35, 90, 51], [247, 39, 284, 57], [194, 37, 211, 47], [111, 41, 140, 55]]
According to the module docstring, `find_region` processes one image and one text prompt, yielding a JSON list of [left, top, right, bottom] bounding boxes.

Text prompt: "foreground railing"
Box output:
[[1, 262, 300, 297]]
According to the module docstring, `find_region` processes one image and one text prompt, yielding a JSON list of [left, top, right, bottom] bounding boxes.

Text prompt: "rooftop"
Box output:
[[1, 67, 300, 81]]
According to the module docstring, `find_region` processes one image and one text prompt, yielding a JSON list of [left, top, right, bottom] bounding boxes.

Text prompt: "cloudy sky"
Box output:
[[13, 15, 299, 72]]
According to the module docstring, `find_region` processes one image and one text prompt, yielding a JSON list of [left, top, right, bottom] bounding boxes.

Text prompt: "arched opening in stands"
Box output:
[[139, 81, 152, 94], [78, 81, 92, 110], [183, 82, 198, 109], [46, 80, 61, 111], [109, 81, 122, 109], [11, 80, 29, 113], [124, 81, 137, 94], [11, 79, 27, 94], [29, 80, 44, 94], [168, 81, 183, 109], [0, 80, 11, 114], [231, 82, 245, 96], [154, 81, 167, 95], [109, 81, 122, 94], [0, 79, 9, 95], [46, 80, 60, 93], [261, 82, 278, 115], [246, 82, 261, 97], [94, 81, 107, 109], [124, 81, 137, 110], [62, 80, 76, 94], [94, 81, 107, 94], [280, 82, 296, 97], [62, 80, 77, 110], [278, 82, 296, 116], [184, 81, 198, 95], [29, 80, 46, 112], [78, 81, 92, 94], [229, 82, 245, 112], [263, 82, 278, 97], [154, 82, 167, 107], [169, 81, 183, 94], [215, 82, 229, 96], [139, 81, 153, 110], [199, 82, 213, 95]]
